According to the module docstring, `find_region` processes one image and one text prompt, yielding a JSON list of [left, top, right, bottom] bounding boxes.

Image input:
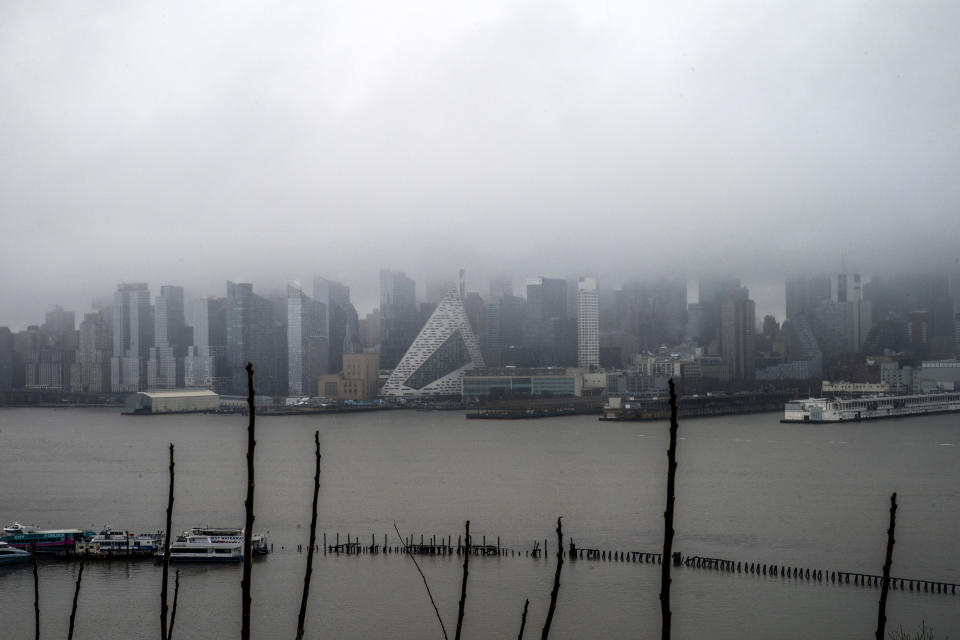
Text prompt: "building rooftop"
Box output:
[[138, 390, 219, 398]]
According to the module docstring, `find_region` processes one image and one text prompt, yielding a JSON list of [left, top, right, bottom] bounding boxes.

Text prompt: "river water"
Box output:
[[0, 407, 958, 638]]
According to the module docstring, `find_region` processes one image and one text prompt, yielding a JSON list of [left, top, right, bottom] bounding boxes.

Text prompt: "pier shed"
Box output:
[[129, 390, 219, 414]]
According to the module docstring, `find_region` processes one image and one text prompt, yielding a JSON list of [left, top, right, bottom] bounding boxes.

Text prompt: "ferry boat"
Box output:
[[1, 525, 93, 555], [75, 528, 162, 558], [158, 534, 243, 562], [0, 541, 32, 564], [183, 527, 269, 555], [783, 391, 960, 423]]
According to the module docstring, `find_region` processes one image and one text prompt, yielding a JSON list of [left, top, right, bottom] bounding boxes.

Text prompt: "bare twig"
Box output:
[[517, 599, 529, 640], [394, 521, 448, 640], [455, 520, 470, 640], [876, 492, 898, 640], [31, 543, 39, 640], [296, 431, 322, 640], [541, 517, 564, 640], [67, 555, 85, 640], [161, 442, 175, 640], [241, 362, 257, 640], [660, 378, 680, 640], [168, 569, 181, 640]]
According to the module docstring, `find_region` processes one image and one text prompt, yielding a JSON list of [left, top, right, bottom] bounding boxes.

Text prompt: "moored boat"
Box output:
[[75, 528, 162, 558], [183, 527, 269, 555], [157, 534, 243, 562], [1, 525, 93, 555], [783, 391, 960, 423], [0, 541, 32, 564]]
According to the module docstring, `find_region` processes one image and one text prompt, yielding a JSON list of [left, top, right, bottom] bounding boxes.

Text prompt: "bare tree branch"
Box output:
[[168, 569, 181, 640], [540, 517, 564, 640], [517, 599, 529, 640], [161, 443, 175, 640], [394, 521, 448, 640], [876, 492, 898, 640], [67, 555, 85, 640], [455, 520, 470, 640], [241, 362, 257, 640], [660, 379, 680, 640], [296, 431, 322, 640]]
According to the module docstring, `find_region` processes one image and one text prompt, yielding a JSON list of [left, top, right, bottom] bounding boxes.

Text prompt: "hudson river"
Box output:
[[1, 407, 958, 638]]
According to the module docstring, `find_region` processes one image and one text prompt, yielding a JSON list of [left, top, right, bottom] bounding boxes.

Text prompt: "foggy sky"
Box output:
[[2, 1, 959, 329]]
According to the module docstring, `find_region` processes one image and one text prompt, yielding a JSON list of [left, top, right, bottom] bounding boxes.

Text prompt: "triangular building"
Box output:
[[381, 286, 484, 397]]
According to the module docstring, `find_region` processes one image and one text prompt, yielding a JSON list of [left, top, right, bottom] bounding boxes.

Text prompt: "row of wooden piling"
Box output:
[[313, 533, 958, 597]]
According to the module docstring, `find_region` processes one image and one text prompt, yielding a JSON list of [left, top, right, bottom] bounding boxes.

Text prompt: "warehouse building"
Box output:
[[128, 390, 220, 414]]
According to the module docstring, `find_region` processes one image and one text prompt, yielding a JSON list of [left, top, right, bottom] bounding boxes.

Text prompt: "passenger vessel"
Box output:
[[75, 528, 162, 558], [183, 527, 269, 555], [1, 524, 93, 555], [158, 533, 243, 562], [783, 391, 960, 423]]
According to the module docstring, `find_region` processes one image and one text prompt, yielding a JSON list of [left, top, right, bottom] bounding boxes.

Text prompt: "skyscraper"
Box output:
[[226, 282, 278, 395], [148, 285, 187, 389], [185, 297, 228, 392], [72, 312, 111, 392], [314, 277, 356, 375], [720, 288, 756, 381], [379, 269, 418, 370], [111, 283, 153, 392], [287, 285, 327, 396], [577, 277, 599, 368]]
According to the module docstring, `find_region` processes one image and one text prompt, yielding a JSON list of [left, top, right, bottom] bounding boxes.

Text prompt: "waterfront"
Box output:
[[1, 407, 958, 638]]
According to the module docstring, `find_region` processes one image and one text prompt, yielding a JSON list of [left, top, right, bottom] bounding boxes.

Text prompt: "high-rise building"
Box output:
[[615, 278, 687, 350], [148, 286, 187, 389], [719, 288, 756, 381], [484, 294, 526, 367], [111, 283, 153, 392], [577, 277, 600, 368], [226, 282, 280, 396], [287, 285, 328, 396], [381, 285, 485, 397], [185, 297, 228, 392], [379, 269, 418, 370], [524, 277, 569, 366], [72, 312, 112, 392], [0, 327, 13, 391]]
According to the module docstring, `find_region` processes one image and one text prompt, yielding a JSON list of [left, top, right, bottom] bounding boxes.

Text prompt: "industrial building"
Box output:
[[127, 390, 219, 414]]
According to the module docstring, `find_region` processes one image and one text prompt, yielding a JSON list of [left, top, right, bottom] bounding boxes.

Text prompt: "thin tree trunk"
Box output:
[[241, 362, 257, 640], [876, 492, 898, 640], [455, 520, 470, 640], [540, 517, 564, 640], [168, 569, 181, 640], [161, 443, 175, 640], [660, 379, 680, 640], [67, 555, 85, 640], [395, 522, 448, 640], [296, 430, 322, 640], [31, 543, 39, 640], [517, 599, 529, 640]]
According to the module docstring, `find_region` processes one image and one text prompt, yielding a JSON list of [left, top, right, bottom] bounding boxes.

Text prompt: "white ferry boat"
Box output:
[[75, 528, 161, 558], [783, 391, 960, 423], [158, 534, 243, 562], [183, 527, 269, 555]]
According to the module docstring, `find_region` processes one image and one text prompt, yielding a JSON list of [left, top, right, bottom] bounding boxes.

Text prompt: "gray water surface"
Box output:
[[1, 408, 958, 638]]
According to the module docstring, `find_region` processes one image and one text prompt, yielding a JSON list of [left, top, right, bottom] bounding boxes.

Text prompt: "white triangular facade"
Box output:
[[381, 287, 484, 397]]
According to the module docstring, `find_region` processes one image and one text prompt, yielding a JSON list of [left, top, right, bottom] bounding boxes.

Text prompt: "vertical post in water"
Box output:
[[67, 555, 85, 640], [241, 362, 257, 640], [660, 379, 680, 640], [168, 569, 181, 640], [161, 443, 175, 640], [517, 598, 529, 639], [31, 543, 39, 640], [541, 517, 564, 640], [876, 492, 897, 640], [455, 520, 470, 640], [296, 430, 322, 640]]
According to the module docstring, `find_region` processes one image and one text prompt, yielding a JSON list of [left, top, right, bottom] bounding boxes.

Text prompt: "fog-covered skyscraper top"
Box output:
[[111, 283, 152, 392], [287, 285, 327, 396], [379, 269, 418, 370], [577, 276, 599, 368]]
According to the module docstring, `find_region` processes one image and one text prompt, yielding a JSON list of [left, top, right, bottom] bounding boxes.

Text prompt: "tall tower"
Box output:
[[287, 285, 327, 396], [148, 285, 186, 389], [111, 283, 153, 392], [577, 277, 600, 368], [719, 288, 756, 381], [379, 269, 418, 370]]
